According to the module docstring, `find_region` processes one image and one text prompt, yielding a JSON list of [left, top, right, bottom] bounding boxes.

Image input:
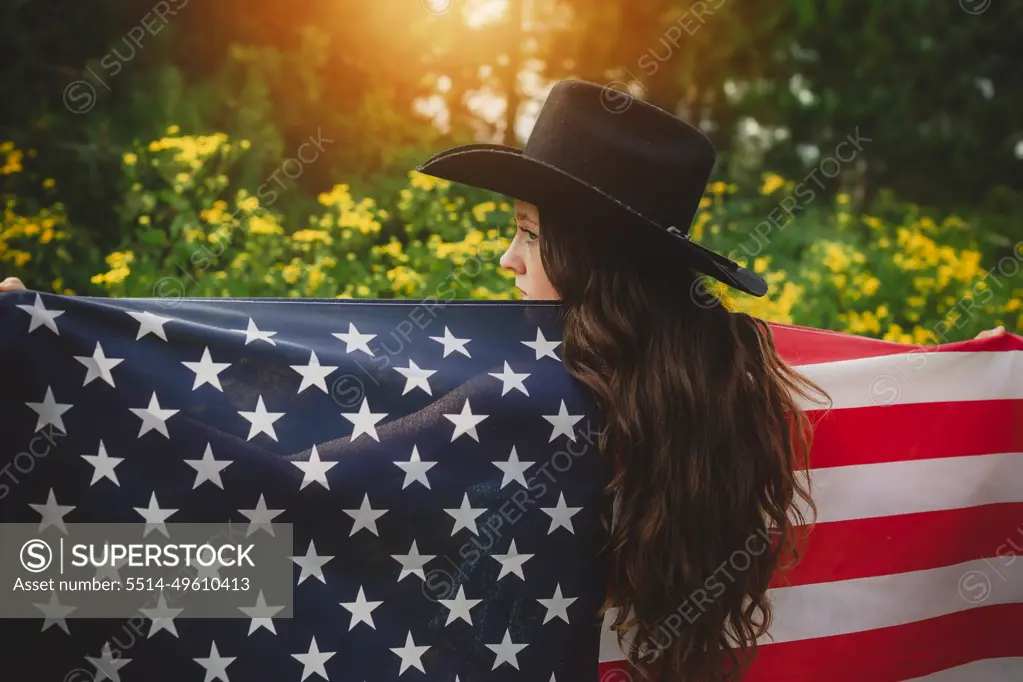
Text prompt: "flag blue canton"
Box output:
[[0, 293, 610, 682]]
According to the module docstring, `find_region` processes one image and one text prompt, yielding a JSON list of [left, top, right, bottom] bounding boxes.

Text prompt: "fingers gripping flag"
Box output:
[[0, 293, 609, 682]]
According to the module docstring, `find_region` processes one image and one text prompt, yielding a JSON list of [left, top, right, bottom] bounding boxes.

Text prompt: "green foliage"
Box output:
[[4, 135, 1018, 344]]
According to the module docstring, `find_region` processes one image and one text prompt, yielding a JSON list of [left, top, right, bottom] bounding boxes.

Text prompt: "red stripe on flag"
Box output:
[[768, 322, 1023, 366], [772, 503, 1023, 588], [598, 604, 1023, 682], [805, 399, 1023, 469]]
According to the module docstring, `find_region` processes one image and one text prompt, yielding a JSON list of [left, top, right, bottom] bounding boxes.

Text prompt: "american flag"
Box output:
[[597, 322, 1023, 681], [2, 291, 1021, 682], [0, 292, 609, 681]]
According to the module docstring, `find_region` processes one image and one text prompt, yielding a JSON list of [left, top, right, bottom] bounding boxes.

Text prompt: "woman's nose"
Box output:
[[500, 245, 524, 274]]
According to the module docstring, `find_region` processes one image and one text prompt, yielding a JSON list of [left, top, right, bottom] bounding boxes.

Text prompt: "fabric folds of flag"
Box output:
[[2, 291, 1021, 682], [598, 321, 1023, 681]]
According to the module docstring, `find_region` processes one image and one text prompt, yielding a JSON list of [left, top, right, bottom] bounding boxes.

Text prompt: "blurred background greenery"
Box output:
[[2, 0, 1021, 342]]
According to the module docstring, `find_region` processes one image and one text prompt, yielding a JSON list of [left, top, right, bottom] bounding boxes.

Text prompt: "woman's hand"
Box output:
[[974, 325, 1005, 340], [0, 277, 27, 292]]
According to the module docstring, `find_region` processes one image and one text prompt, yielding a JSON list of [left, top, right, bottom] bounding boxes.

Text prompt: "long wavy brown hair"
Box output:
[[536, 200, 828, 681]]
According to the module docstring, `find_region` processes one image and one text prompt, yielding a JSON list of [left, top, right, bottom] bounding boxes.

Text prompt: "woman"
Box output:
[[0, 79, 1006, 680]]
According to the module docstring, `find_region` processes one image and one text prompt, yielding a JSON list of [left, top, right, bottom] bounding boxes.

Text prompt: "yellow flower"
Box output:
[[837, 192, 851, 205], [166, 125, 180, 135], [822, 242, 851, 273], [861, 276, 881, 296], [42, 178, 55, 189], [307, 266, 326, 291], [247, 216, 281, 235], [760, 173, 785, 196], [1, 147, 23, 174], [123, 153, 138, 166], [281, 264, 301, 284], [291, 229, 333, 244], [240, 140, 251, 150], [105, 251, 135, 269], [356, 284, 371, 296], [138, 215, 151, 225], [472, 201, 497, 222], [753, 257, 769, 273], [709, 181, 728, 195], [409, 170, 449, 192], [698, 197, 712, 210]]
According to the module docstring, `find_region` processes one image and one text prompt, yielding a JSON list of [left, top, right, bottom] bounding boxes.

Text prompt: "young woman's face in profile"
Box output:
[[500, 199, 560, 301]]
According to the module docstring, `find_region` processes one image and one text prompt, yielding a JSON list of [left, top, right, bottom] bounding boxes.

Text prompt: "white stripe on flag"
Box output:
[[762, 555, 1023, 644], [794, 451, 1023, 524], [792, 350, 1023, 410], [905, 657, 1023, 682]]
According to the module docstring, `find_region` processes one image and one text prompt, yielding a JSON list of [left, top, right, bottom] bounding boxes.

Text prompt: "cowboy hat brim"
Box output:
[[415, 144, 768, 297]]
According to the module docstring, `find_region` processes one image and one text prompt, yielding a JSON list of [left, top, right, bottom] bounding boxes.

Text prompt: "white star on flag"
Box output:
[[291, 539, 334, 584], [332, 322, 376, 355], [239, 493, 285, 537], [239, 590, 285, 635], [394, 445, 437, 490], [29, 488, 75, 534], [486, 629, 529, 670], [522, 328, 561, 360], [394, 359, 436, 395], [32, 591, 76, 634], [183, 444, 232, 489], [430, 326, 471, 357], [139, 592, 183, 637], [390, 632, 430, 675], [87, 642, 131, 682], [182, 347, 231, 391], [130, 392, 179, 438], [340, 586, 383, 630], [391, 540, 436, 581], [292, 636, 335, 681], [540, 492, 583, 534], [134, 491, 177, 538], [438, 586, 482, 626], [238, 395, 284, 441], [233, 317, 277, 345], [443, 399, 488, 442], [290, 350, 337, 393], [26, 385, 72, 433], [542, 399, 584, 442], [81, 440, 123, 486], [193, 640, 235, 681], [292, 444, 336, 490], [16, 293, 64, 334], [74, 342, 123, 387], [488, 361, 530, 395], [493, 446, 535, 488], [492, 539, 533, 580], [341, 398, 387, 442], [343, 493, 388, 536], [444, 493, 487, 536], [126, 309, 173, 341], [537, 584, 576, 623]]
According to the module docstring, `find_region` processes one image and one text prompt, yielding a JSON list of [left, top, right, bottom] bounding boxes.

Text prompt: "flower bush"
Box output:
[[2, 134, 1020, 343]]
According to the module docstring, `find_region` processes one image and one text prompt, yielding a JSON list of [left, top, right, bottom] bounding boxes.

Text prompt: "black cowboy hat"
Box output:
[[414, 79, 767, 297]]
